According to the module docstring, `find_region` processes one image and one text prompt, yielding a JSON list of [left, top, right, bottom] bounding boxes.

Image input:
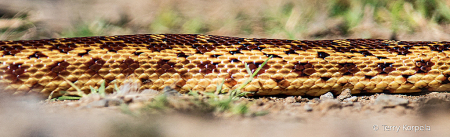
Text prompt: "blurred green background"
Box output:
[[1, 0, 450, 40]]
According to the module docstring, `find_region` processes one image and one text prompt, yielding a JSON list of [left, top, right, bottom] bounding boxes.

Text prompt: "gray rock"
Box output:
[[349, 96, 358, 102], [304, 104, 313, 111], [320, 92, 334, 100], [337, 88, 352, 100], [342, 101, 353, 107], [285, 96, 296, 103], [374, 94, 409, 107], [344, 96, 358, 102]]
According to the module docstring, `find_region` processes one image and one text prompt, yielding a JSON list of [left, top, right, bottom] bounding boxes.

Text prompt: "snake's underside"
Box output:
[[1, 34, 450, 97]]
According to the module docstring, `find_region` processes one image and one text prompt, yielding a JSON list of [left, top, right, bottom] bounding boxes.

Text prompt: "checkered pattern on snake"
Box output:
[[1, 34, 449, 97]]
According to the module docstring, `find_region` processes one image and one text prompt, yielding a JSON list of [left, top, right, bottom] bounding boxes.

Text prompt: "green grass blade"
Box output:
[[61, 77, 86, 97], [114, 83, 120, 93], [245, 63, 252, 75], [188, 90, 199, 98], [58, 96, 82, 100], [229, 90, 236, 98], [90, 86, 97, 94], [252, 55, 272, 78], [234, 55, 272, 96], [47, 90, 57, 101], [203, 92, 218, 98], [231, 103, 249, 115], [99, 81, 106, 97], [237, 92, 251, 97], [215, 78, 225, 94]]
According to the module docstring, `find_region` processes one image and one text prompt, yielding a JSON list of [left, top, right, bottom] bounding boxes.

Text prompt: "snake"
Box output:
[[0, 34, 449, 97]]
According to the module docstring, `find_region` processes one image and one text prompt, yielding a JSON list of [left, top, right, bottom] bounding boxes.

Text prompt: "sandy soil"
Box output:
[[1, 89, 449, 137]]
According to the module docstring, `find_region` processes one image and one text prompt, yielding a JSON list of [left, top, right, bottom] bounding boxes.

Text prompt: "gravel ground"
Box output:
[[1, 89, 450, 137]]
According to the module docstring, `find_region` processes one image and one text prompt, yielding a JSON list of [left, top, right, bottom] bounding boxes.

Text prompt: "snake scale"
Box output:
[[0, 34, 449, 97]]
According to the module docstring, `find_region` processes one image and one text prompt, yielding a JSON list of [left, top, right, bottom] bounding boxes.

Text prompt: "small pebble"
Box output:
[[337, 88, 352, 101], [320, 92, 334, 100], [374, 94, 409, 107], [285, 96, 296, 103], [343, 96, 357, 102], [348, 96, 358, 102], [342, 101, 353, 107], [304, 104, 313, 111]]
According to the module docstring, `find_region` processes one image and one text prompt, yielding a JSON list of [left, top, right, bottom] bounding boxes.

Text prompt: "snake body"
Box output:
[[0, 34, 449, 97]]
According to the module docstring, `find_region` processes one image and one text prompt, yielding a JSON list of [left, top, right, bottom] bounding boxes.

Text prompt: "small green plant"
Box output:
[[144, 55, 273, 116], [230, 55, 272, 98], [47, 77, 110, 101], [47, 55, 273, 117], [145, 94, 169, 110], [215, 78, 225, 94]]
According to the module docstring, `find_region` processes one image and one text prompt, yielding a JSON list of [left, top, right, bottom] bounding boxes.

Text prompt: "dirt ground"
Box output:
[[1, 89, 450, 137]]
